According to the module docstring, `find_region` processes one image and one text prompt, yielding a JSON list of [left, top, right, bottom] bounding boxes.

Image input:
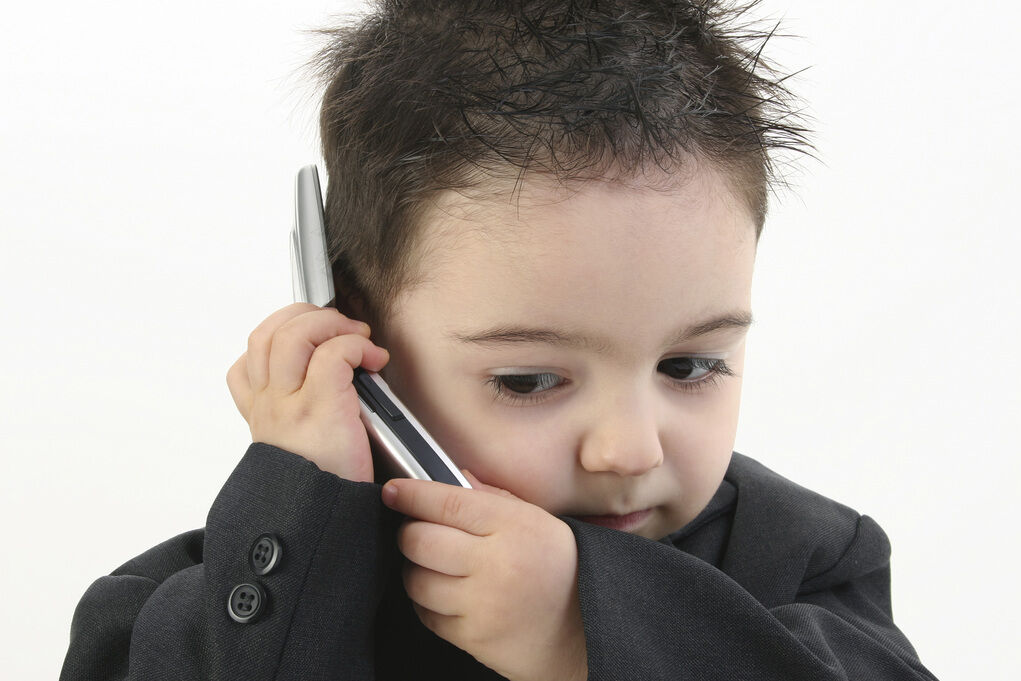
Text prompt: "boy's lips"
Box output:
[[573, 507, 653, 532]]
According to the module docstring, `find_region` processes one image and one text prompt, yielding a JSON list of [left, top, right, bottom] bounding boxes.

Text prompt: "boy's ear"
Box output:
[[330, 261, 368, 322], [332, 282, 367, 322], [347, 295, 368, 323]]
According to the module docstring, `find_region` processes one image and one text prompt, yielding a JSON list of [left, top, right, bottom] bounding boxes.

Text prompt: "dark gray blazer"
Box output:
[[60, 444, 938, 680]]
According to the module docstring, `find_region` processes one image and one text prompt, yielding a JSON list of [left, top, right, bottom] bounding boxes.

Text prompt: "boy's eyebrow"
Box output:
[[448, 310, 754, 354]]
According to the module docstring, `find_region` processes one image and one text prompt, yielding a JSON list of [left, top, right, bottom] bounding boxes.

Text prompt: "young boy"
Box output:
[[61, 1, 937, 679]]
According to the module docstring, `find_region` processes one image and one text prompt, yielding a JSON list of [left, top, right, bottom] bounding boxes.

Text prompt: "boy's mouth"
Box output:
[[574, 508, 652, 532]]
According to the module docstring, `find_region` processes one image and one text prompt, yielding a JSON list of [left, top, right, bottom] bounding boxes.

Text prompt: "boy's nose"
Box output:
[[578, 396, 664, 477]]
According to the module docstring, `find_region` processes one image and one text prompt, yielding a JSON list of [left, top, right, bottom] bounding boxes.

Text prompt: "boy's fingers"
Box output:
[[244, 304, 370, 391], [397, 520, 476, 577], [411, 601, 457, 641], [246, 304, 320, 391], [402, 562, 466, 617], [303, 333, 388, 404], [383, 479, 503, 536], [266, 308, 372, 392], [226, 352, 252, 419], [246, 303, 322, 390], [460, 469, 518, 499]]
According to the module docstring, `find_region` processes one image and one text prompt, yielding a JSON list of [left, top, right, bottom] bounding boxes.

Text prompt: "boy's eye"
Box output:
[[657, 357, 715, 381], [657, 356, 737, 396], [485, 357, 736, 406], [484, 372, 567, 406], [491, 372, 563, 395]]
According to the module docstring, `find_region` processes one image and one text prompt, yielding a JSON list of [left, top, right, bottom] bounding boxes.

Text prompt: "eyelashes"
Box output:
[[489, 372, 563, 395], [485, 357, 737, 406]]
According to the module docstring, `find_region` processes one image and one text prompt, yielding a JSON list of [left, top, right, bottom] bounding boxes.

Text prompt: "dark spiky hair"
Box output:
[[307, 0, 811, 329]]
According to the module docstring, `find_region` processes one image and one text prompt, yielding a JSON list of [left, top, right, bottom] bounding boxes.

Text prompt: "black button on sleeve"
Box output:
[[228, 583, 266, 624], [250, 534, 283, 576]]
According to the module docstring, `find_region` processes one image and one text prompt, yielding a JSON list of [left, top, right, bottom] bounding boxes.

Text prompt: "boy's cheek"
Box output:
[[454, 429, 577, 510], [379, 352, 577, 510]]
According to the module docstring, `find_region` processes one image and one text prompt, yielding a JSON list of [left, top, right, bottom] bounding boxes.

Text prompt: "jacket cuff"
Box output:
[[201, 442, 401, 679], [562, 517, 935, 681]]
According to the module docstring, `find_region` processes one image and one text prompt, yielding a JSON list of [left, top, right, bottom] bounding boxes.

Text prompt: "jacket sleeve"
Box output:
[[561, 515, 938, 681], [60, 442, 401, 681]]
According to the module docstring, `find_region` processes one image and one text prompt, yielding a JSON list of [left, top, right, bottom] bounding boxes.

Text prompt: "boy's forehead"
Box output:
[[397, 165, 756, 336], [415, 163, 751, 254]]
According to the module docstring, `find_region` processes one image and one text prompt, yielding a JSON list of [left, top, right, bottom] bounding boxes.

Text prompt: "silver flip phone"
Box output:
[[290, 165, 471, 488]]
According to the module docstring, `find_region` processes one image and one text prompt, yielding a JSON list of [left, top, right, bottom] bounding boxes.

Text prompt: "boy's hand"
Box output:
[[382, 472, 588, 681], [225, 303, 390, 483]]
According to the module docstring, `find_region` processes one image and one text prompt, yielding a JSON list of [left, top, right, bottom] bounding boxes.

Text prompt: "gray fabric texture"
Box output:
[[59, 443, 938, 680]]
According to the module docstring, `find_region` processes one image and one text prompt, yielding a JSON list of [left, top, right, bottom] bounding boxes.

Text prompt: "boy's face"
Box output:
[[377, 164, 756, 540]]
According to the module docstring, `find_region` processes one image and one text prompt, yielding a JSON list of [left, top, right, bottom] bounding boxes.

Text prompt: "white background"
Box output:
[[2, 1, 1017, 678]]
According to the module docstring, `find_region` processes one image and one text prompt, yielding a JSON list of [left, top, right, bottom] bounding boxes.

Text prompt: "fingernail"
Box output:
[[381, 482, 398, 505]]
